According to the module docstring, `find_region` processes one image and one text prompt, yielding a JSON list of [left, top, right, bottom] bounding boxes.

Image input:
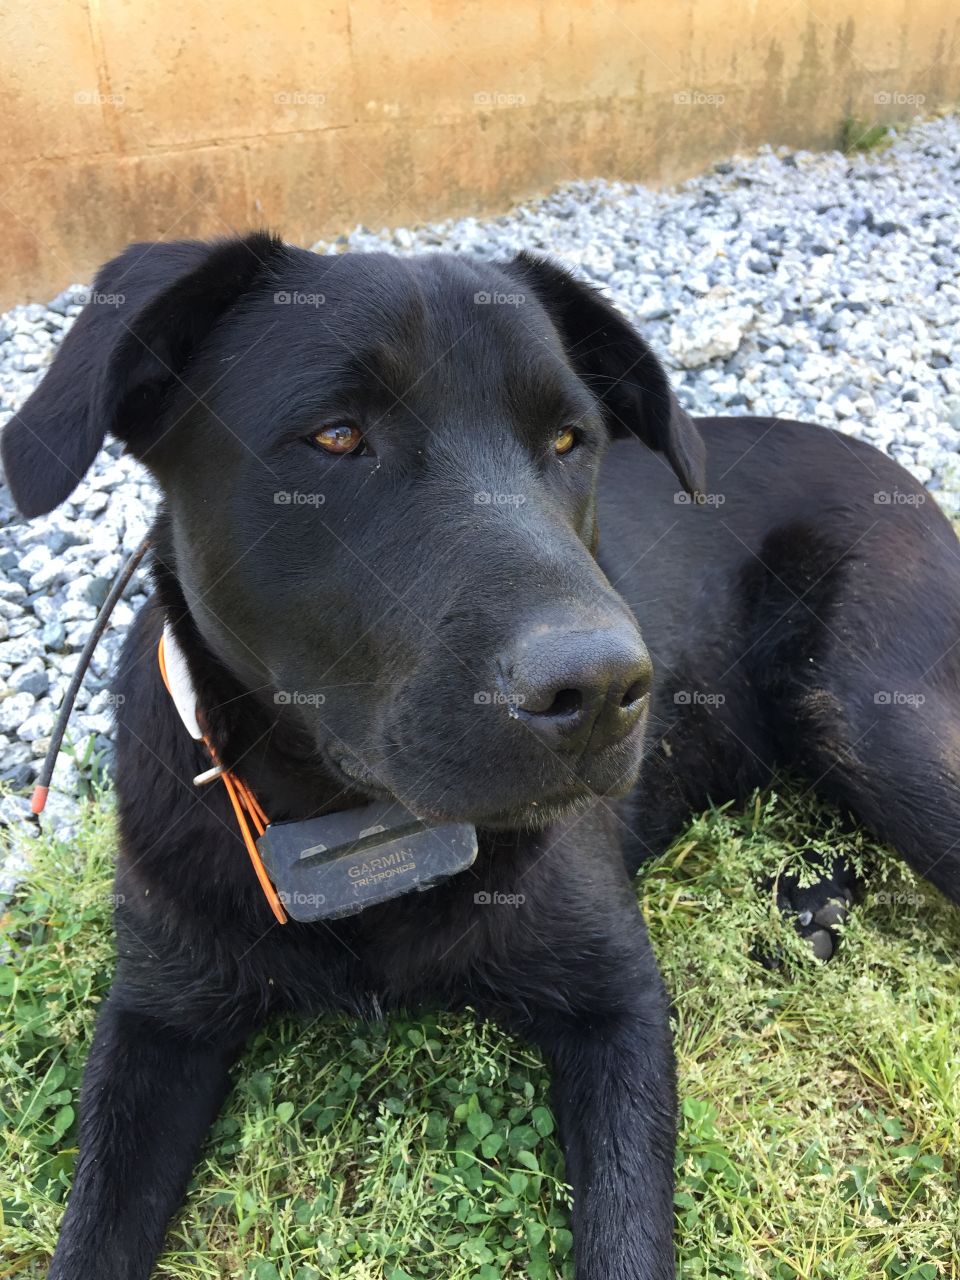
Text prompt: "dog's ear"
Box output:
[[1, 232, 285, 518], [506, 252, 706, 496]]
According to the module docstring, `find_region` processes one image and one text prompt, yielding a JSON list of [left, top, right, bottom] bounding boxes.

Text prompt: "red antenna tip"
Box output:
[[30, 785, 49, 815]]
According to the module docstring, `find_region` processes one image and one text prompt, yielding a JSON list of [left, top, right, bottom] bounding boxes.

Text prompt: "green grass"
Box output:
[[2, 785, 959, 1280], [837, 117, 892, 155]]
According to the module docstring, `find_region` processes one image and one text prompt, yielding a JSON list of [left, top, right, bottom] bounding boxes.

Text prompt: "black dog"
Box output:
[[3, 234, 959, 1280]]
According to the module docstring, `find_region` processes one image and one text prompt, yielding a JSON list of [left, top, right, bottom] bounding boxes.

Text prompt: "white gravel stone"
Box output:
[[669, 306, 752, 368], [0, 690, 37, 733]]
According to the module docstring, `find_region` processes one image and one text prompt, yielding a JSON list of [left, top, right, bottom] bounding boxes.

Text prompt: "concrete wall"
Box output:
[[1, 0, 958, 308]]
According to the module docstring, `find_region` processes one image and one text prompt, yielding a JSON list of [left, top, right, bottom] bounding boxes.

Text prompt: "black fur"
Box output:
[[3, 235, 959, 1280]]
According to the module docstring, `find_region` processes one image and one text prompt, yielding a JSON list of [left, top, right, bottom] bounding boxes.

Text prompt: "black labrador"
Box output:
[[3, 234, 959, 1280]]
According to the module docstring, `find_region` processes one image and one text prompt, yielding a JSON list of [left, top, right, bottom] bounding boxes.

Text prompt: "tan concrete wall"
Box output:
[[1, 0, 958, 308]]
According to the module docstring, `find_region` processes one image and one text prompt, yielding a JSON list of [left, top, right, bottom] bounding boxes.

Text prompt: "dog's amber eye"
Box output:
[[311, 422, 364, 454], [554, 426, 577, 455]]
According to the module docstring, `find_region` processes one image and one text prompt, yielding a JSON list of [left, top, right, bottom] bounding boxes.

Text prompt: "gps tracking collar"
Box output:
[[30, 535, 477, 926], [158, 626, 478, 925]]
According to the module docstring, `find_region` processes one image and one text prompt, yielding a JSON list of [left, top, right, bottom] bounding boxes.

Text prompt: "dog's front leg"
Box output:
[[518, 933, 677, 1279], [49, 987, 250, 1280]]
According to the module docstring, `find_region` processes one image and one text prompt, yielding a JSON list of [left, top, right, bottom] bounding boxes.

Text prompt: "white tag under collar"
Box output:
[[162, 622, 203, 740]]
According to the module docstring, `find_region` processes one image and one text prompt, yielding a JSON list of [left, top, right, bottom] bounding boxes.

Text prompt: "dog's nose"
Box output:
[[501, 623, 652, 752]]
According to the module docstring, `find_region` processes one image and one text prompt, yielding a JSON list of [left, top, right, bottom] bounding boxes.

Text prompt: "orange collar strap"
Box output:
[[158, 629, 287, 924]]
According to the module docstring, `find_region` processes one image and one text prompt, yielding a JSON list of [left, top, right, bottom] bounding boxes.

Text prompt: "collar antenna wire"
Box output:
[[31, 535, 152, 817]]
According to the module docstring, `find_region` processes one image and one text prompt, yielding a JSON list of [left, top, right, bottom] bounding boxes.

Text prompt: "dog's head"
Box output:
[[2, 234, 704, 828]]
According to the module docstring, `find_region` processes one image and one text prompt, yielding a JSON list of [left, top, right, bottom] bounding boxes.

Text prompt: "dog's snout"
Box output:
[[502, 622, 652, 752]]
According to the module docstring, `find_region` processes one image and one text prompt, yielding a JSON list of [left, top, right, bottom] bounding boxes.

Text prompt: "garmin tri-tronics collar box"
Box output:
[[256, 800, 479, 922]]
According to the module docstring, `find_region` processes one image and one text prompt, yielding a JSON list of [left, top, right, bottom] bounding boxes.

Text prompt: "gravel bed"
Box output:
[[1, 113, 958, 864]]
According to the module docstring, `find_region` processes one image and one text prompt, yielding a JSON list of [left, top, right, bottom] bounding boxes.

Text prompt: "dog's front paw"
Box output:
[[774, 856, 857, 961], [754, 856, 858, 966]]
